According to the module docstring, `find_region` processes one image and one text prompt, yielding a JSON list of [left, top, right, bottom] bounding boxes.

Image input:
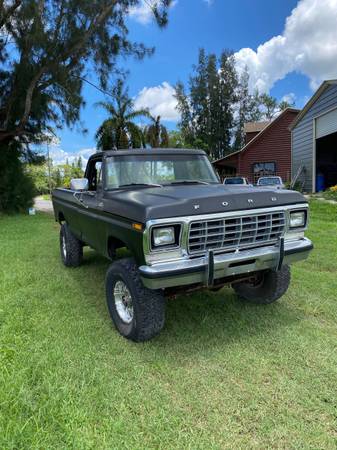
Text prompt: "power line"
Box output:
[[72, 75, 114, 98]]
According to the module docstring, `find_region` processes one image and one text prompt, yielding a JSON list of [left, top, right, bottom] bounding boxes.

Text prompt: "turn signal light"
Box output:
[[132, 223, 143, 231]]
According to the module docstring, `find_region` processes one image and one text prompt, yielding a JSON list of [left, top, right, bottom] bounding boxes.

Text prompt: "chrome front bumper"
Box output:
[[139, 238, 313, 290]]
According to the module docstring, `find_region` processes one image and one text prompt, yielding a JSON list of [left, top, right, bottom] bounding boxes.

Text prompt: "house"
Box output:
[[213, 108, 300, 184], [290, 80, 337, 193], [244, 121, 271, 144]]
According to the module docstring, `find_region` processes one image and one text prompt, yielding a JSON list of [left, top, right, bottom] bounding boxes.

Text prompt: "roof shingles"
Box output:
[[243, 121, 271, 134]]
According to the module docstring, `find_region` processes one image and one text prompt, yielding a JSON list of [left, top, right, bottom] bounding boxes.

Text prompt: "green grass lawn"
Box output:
[[0, 201, 337, 449]]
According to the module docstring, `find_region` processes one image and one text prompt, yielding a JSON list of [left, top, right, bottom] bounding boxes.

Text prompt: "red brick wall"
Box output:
[[236, 110, 298, 183]]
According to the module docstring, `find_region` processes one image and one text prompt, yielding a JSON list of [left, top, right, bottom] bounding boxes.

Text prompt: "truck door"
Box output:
[[78, 156, 105, 250]]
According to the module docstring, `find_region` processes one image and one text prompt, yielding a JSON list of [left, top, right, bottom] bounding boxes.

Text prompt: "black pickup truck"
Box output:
[[52, 149, 313, 341]]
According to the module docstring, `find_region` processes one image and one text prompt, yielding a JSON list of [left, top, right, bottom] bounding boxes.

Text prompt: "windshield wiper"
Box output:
[[168, 180, 210, 185], [118, 183, 162, 188]]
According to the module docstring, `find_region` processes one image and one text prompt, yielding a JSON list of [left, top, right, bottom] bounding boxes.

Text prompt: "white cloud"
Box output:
[[234, 0, 337, 93], [203, 0, 214, 5], [134, 81, 180, 121], [129, 0, 177, 25], [49, 146, 96, 167], [129, 1, 153, 25], [281, 92, 296, 105]]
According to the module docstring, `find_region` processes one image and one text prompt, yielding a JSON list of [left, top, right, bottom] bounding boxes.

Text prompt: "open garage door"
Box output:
[[316, 131, 337, 191], [316, 108, 337, 139], [315, 109, 337, 191]]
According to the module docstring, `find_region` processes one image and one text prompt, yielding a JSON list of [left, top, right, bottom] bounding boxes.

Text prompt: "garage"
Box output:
[[315, 108, 337, 190], [291, 80, 337, 193]]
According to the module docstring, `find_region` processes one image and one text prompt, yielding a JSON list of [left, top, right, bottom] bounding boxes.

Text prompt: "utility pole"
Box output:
[[47, 141, 52, 196], [45, 132, 60, 196]]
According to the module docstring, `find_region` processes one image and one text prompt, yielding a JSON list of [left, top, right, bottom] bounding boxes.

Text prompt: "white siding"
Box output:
[[292, 84, 337, 192]]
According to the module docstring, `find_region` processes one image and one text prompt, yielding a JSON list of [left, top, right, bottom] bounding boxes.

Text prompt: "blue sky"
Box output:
[[51, 0, 337, 165]]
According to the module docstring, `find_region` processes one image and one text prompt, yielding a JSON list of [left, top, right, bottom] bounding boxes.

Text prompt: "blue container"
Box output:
[[316, 173, 325, 192]]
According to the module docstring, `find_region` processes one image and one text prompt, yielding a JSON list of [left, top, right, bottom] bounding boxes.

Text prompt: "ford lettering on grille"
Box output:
[[188, 212, 286, 254]]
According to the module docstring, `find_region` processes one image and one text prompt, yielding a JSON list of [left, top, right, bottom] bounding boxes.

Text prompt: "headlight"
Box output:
[[153, 226, 176, 247], [290, 211, 306, 228]]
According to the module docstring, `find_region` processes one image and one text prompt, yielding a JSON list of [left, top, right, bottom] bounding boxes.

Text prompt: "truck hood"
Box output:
[[103, 184, 307, 223]]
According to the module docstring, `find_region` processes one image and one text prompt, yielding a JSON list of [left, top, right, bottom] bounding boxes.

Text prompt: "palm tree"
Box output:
[[145, 115, 169, 148], [95, 80, 149, 150]]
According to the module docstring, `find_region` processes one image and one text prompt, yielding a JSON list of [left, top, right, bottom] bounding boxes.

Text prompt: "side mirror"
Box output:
[[70, 178, 89, 191]]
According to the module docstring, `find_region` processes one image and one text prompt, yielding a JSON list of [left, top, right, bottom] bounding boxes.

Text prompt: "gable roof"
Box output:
[[244, 121, 271, 133], [289, 80, 337, 130], [213, 108, 300, 164]]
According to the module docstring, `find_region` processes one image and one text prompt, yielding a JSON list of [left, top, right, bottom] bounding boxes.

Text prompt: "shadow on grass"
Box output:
[[65, 248, 301, 357]]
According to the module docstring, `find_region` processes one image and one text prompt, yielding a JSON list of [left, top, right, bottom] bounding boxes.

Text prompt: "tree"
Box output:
[[175, 49, 297, 159], [145, 115, 169, 148], [175, 49, 238, 160], [161, 127, 169, 148], [0, 0, 172, 144], [215, 51, 238, 158], [175, 82, 195, 147], [95, 79, 149, 150], [259, 94, 278, 120], [0, 0, 172, 211], [0, 143, 35, 212], [167, 130, 190, 148], [258, 94, 294, 120], [54, 168, 62, 188], [77, 156, 83, 170], [26, 162, 54, 194], [278, 99, 295, 111], [233, 68, 263, 151], [26, 160, 85, 192], [119, 129, 130, 149]]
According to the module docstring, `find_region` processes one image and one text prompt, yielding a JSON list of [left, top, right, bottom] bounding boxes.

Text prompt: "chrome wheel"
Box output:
[[113, 280, 134, 324], [62, 234, 67, 258]]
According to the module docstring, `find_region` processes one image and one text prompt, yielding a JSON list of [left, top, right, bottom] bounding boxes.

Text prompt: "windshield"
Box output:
[[224, 177, 245, 185], [258, 177, 281, 185], [105, 154, 219, 189]]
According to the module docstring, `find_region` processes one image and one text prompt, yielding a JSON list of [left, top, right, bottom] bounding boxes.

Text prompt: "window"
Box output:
[[86, 158, 103, 191], [105, 154, 219, 189], [252, 162, 276, 183], [95, 162, 103, 189], [224, 177, 247, 185], [257, 177, 282, 186]]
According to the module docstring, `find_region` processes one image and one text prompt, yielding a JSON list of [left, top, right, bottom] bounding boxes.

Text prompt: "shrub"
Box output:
[[285, 181, 303, 192], [25, 163, 51, 195], [0, 144, 36, 213], [322, 186, 337, 201]]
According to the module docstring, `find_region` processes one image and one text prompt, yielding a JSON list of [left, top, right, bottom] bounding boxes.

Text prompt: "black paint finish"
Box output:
[[103, 183, 305, 222], [52, 149, 307, 266]]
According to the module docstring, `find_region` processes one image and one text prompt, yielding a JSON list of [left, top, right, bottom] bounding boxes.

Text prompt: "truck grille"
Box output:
[[188, 212, 286, 254]]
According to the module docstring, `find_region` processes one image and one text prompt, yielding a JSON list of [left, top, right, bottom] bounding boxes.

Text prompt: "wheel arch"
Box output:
[[106, 233, 144, 265], [107, 235, 129, 259]]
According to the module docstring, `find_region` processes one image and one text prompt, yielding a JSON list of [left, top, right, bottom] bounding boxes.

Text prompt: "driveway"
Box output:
[[34, 196, 53, 213]]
